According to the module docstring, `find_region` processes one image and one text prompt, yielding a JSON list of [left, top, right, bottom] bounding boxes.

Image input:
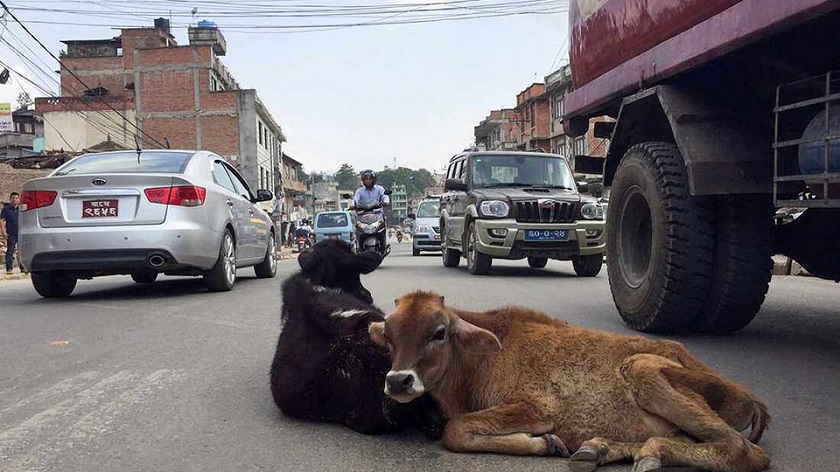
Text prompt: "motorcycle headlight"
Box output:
[[479, 200, 510, 218], [580, 202, 605, 220], [363, 223, 378, 234]]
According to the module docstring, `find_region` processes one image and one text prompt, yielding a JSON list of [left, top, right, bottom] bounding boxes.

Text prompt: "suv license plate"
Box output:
[[82, 199, 119, 218], [524, 229, 568, 242]]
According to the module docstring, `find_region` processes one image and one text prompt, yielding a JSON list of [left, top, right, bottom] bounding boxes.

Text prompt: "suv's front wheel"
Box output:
[[572, 255, 602, 277], [466, 222, 492, 275]]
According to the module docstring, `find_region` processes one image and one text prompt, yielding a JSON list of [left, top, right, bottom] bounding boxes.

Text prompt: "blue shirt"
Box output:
[[1, 203, 18, 236], [353, 185, 389, 208]]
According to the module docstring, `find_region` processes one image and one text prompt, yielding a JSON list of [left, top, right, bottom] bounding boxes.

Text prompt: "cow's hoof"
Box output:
[[569, 445, 600, 472], [541, 434, 569, 457], [631, 456, 663, 472]]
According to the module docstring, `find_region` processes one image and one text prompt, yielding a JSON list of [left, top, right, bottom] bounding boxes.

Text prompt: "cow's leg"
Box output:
[[663, 364, 770, 443], [443, 402, 567, 456], [621, 354, 770, 472]]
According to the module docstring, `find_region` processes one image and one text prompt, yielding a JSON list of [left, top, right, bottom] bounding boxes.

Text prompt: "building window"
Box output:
[[573, 136, 587, 156], [258, 122, 264, 146], [553, 95, 564, 120]]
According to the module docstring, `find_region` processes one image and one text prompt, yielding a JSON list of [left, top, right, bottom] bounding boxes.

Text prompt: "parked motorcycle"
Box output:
[[396, 230, 403, 243], [355, 202, 390, 257]]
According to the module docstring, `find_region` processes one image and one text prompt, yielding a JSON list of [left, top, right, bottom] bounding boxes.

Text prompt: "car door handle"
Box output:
[[226, 200, 234, 207]]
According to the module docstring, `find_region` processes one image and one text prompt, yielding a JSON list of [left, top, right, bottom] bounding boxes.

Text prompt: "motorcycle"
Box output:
[[295, 229, 313, 252], [354, 202, 390, 257], [396, 230, 403, 243]]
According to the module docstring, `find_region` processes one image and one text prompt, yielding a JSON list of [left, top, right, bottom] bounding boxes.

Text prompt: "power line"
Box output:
[[0, 0, 166, 149]]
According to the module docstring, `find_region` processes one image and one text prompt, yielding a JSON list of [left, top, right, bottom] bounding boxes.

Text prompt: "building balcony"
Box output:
[[189, 25, 227, 55]]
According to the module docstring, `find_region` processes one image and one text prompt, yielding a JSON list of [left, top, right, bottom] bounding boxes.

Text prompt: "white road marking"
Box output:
[[0, 369, 186, 471]]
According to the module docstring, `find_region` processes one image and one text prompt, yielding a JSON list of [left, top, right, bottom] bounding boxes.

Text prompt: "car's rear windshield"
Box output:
[[53, 151, 194, 176], [317, 213, 349, 228], [417, 201, 440, 218]]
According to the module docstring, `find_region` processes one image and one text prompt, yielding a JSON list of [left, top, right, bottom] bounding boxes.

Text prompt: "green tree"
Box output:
[[376, 167, 436, 198], [334, 163, 358, 190]]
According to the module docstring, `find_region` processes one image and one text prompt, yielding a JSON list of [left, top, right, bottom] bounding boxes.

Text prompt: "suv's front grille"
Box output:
[[514, 201, 576, 223]]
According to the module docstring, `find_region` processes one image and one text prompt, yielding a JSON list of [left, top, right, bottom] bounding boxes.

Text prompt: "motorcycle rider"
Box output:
[[350, 170, 390, 254], [295, 219, 313, 250], [350, 170, 390, 210]]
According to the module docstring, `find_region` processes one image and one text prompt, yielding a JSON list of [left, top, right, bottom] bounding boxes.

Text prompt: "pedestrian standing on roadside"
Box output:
[[1, 192, 20, 274]]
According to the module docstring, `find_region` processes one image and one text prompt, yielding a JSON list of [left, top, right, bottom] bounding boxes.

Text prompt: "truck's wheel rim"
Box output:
[[618, 186, 652, 288]]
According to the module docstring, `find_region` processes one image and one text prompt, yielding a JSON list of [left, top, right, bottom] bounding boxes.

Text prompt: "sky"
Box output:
[[0, 0, 570, 175]]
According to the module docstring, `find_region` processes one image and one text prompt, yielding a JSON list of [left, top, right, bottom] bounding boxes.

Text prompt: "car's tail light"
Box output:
[[144, 186, 206, 207], [20, 190, 57, 211]]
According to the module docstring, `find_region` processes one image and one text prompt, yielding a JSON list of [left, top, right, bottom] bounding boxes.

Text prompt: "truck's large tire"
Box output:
[[607, 142, 715, 333], [696, 195, 774, 333]]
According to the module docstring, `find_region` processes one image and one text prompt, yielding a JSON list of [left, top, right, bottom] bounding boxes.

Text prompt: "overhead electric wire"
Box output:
[[0, 0, 166, 149]]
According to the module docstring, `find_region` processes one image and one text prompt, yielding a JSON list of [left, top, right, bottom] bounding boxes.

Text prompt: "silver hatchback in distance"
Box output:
[[19, 150, 278, 297]]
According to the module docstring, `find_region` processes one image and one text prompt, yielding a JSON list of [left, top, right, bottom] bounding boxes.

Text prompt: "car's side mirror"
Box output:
[[576, 181, 589, 194], [408, 213, 416, 219], [384, 190, 393, 196], [444, 178, 468, 192], [255, 189, 274, 202]]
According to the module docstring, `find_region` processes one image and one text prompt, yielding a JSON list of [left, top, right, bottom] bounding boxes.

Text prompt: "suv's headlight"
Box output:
[[479, 200, 509, 218], [580, 202, 604, 220]]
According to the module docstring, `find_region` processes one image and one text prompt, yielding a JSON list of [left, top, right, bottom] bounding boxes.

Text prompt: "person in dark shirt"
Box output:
[[1, 192, 20, 273]]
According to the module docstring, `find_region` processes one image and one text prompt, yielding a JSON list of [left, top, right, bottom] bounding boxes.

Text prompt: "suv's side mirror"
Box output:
[[384, 189, 393, 196], [576, 181, 589, 194], [255, 189, 273, 202], [444, 178, 468, 192], [408, 213, 416, 219]]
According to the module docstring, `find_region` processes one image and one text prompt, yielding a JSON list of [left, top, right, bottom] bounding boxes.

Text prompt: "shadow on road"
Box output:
[[36, 275, 272, 302]]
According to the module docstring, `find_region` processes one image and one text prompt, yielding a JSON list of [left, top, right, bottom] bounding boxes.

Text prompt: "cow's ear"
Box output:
[[355, 251, 383, 274], [369, 322, 387, 347], [453, 317, 501, 353], [298, 250, 313, 269]]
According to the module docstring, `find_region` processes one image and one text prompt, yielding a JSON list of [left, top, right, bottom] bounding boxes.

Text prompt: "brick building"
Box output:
[[35, 19, 286, 196], [473, 109, 520, 151], [544, 65, 609, 175], [514, 83, 550, 152]]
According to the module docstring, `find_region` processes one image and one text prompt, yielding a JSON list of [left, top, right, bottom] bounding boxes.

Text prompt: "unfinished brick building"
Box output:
[[35, 19, 285, 195]]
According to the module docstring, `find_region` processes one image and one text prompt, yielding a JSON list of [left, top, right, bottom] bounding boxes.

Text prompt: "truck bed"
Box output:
[[565, 0, 840, 123]]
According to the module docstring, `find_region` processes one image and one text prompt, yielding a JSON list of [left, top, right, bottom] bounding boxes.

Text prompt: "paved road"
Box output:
[[1, 242, 838, 471]]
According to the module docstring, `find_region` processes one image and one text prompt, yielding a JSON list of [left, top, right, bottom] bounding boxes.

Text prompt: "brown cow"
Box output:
[[369, 291, 770, 472]]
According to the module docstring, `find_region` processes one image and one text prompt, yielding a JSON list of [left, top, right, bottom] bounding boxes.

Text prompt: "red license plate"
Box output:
[[82, 199, 119, 218]]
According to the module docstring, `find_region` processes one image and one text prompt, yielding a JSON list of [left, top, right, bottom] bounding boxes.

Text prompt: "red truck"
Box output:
[[564, 0, 840, 333]]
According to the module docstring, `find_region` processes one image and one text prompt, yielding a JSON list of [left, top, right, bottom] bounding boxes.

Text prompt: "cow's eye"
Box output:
[[432, 326, 446, 341]]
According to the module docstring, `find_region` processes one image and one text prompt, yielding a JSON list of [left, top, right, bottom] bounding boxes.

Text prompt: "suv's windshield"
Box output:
[[54, 151, 194, 176], [470, 154, 574, 190], [417, 201, 440, 218]]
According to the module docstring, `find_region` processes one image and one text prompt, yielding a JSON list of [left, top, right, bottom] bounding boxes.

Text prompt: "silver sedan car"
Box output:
[[19, 150, 277, 297]]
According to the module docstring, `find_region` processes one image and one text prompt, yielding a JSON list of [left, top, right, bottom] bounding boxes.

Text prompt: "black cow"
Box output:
[[269, 239, 445, 437]]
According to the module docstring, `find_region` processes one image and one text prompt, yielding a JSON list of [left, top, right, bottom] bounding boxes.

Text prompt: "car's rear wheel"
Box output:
[[254, 233, 277, 279], [441, 223, 461, 267], [466, 222, 492, 275], [204, 230, 236, 292], [412, 246, 420, 256], [131, 270, 158, 284], [572, 255, 603, 277], [527, 257, 548, 269], [32, 271, 77, 298]]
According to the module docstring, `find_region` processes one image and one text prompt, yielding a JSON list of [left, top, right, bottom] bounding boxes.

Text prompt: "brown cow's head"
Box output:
[[369, 291, 501, 403]]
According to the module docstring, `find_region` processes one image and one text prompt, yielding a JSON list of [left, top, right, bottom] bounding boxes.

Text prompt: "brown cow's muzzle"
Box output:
[[384, 369, 425, 403]]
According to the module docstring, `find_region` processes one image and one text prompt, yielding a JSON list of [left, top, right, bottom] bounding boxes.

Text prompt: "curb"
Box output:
[[1, 271, 29, 282]]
